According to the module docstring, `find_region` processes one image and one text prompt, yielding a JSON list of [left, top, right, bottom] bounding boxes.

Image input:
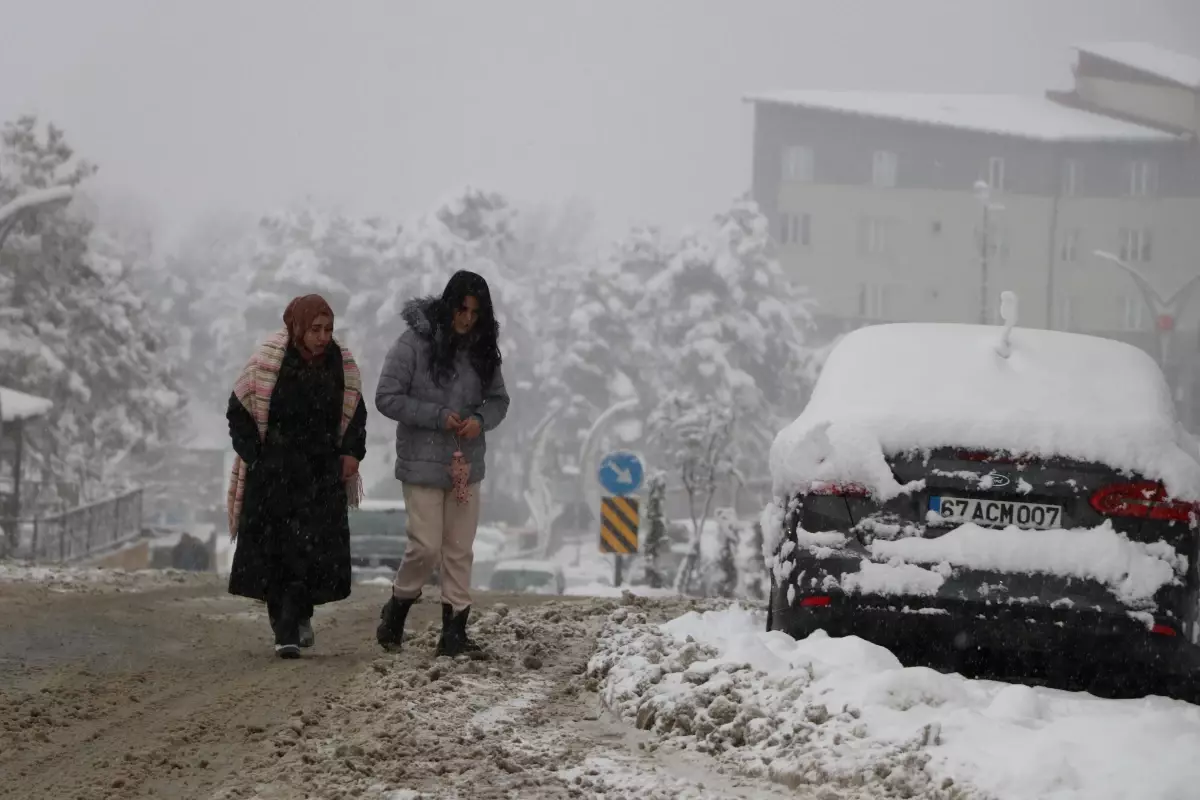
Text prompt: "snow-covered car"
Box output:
[[766, 320, 1200, 696], [487, 559, 566, 595], [348, 499, 409, 583]]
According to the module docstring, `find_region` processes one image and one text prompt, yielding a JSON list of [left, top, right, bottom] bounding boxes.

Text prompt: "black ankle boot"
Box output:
[[377, 595, 418, 652], [435, 603, 483, 658]]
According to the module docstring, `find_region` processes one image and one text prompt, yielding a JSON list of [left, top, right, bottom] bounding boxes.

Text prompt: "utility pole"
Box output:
[[974, 180, 1004, 324]]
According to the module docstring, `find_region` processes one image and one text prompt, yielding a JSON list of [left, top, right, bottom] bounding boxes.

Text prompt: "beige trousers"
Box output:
[[392, 483, 481, 612]]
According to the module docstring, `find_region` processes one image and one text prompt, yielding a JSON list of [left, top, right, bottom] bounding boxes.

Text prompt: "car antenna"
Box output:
[[995, 291, 1018, 359]]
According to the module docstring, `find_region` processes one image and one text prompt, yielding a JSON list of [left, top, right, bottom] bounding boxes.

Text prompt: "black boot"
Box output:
[[435, 603, 483, 658], [270, 588, 303, 659], [377, 595, 418, 652]]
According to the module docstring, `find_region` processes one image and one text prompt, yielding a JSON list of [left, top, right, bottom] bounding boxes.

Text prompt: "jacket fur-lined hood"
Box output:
[[400, 296, 439, 339]]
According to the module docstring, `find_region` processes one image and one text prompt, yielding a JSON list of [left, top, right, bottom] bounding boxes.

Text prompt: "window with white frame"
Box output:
[[872, 150, 898, 188], [987, 157, 1006, 192], [1118, 227, 1153, 262], [1122, 296, 1147, 331], [859, 283, 895, 320], [782, 145, 814, 182], [1059, 228, 1080, 262], [779, 213, 812, 246], [1127, 160, 1158, 197], [1062, 159, 1080, 196], [858, 216, 892, 256], [976, 223, 1011, 263]]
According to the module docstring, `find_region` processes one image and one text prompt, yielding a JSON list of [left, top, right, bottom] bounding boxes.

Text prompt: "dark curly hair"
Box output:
[[428, 270, 502, 388]]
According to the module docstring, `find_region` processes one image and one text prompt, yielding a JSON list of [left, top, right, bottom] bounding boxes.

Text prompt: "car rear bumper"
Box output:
[[770, 583, 1200, 682]]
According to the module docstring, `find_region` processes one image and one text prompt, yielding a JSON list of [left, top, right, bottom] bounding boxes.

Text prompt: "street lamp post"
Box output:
[[1092, 250, 1200, 371], [974, 180, 1005, 325]]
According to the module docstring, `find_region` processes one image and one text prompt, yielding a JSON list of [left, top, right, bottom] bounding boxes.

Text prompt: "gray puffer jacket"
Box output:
[[375, 297, 510, 489]]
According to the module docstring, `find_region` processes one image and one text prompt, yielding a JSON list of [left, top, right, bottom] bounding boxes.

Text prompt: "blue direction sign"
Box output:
[[598, 451, 644, 496]]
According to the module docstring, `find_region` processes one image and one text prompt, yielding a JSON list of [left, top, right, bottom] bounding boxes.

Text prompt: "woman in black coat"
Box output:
[[225, 294, 367, 658]]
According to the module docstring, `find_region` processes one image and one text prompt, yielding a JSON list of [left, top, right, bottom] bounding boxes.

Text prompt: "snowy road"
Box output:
[[0, 570, 801, 800]]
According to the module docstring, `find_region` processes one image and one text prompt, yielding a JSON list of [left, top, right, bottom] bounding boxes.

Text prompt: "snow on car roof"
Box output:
[[1075, 41, 1200, 89], [744, 90, 1180, 142], [770, 323, 1200, 500]]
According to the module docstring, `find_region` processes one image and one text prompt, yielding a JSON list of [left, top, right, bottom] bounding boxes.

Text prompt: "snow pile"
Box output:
[[565, 583, 680, 599], [591, 605, 1200, 800], [0, 563, 213, 593], [770, 323, 1200, 501]]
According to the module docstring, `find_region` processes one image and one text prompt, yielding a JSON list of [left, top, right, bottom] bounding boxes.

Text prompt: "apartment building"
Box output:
[[746, 42, 1200, 350]]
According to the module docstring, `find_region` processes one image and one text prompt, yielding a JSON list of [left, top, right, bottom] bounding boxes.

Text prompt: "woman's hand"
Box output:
[[444, 411, 463, 431], [341, 455, 360, 480], [456, 416, 482, 440]]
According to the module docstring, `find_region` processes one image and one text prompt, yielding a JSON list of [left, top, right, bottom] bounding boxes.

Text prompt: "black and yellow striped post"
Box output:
[[599, 496, 640, 555]]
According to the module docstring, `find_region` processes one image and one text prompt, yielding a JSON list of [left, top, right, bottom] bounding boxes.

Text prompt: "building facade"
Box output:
[[747, 42, 1200, 353]]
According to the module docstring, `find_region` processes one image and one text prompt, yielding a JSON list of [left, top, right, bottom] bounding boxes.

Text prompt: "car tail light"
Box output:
[[1151, 624, 1177, 637], [1090, 481, 1197, 522], [799, 595, 832, 607], [809, 482, 869, 497]]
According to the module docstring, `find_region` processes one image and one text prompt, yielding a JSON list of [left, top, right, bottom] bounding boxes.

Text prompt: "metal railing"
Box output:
[[1, 489, 144, 564]]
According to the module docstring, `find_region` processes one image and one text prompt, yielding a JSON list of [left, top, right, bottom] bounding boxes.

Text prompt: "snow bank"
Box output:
[[591, 605, 1200, 800], [564, 583, 680, 599], [770, 323, 1200, 501]]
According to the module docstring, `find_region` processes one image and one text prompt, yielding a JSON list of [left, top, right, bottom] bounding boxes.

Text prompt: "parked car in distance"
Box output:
[[487, 559, 566, 595], [348, 499, 408, 583]]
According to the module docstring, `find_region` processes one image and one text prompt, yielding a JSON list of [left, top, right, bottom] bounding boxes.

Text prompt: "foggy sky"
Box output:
[[1, 0, 1197, 242]]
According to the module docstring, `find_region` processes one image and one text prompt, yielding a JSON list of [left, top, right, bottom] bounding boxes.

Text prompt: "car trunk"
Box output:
[[793, 447, 1197, 629]]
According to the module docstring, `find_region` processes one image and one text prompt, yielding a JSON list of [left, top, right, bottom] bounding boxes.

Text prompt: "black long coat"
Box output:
[[226, 344, 367, 605]]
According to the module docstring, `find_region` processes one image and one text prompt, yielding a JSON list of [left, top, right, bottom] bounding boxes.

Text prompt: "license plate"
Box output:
[[929, 496, 1063, 529]]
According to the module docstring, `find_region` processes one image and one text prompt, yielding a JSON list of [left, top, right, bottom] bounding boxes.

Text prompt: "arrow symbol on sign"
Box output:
[[607, 463, 633, 485]]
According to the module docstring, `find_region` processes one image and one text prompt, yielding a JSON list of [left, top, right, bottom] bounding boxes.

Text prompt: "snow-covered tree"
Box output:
[[640, 470, 669, 588], [649, 392, 736, 594], [739, 521, 768, 601], [0, 116, 184, 502]]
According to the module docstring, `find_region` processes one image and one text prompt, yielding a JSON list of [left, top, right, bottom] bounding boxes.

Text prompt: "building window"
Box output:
[[1122, 296, 1147, 331], [872, 150, 898, 188], [858, 217, 892, 256], [976, 224, 1011, 263], [1059, 229, 1080, 262], [859, 284, 894, 320], [780, 213, 812, 246], [1056, 295, 1075, 330], [1127, 160, 1158, 197], [987, 157, 1006, 193], [1119, 227, 1153, 262], [782, 145, 814, 182], [1062, 159, 1080, 196]]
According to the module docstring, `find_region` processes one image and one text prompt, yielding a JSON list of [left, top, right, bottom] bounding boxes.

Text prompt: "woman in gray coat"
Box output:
[[375, 270, 510, 656]]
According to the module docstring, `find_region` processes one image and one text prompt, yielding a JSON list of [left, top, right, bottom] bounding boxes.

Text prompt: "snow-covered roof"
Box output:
[[1075, 41, 1200, 90], [744, 90, 1180, 142], [0, 386, 52, 422], [769, 323, 1200, 500]]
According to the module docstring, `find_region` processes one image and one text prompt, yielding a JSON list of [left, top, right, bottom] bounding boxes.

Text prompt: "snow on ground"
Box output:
[[769, 323, 1200, 503], [0, 562, 214, 593], [564, 582, 680, 599], [591, 603, 1200, 800]]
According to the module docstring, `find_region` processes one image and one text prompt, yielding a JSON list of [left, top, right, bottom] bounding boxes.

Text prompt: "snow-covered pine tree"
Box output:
[[0, 116, 184, 503], [641, 470, 669, 588]]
